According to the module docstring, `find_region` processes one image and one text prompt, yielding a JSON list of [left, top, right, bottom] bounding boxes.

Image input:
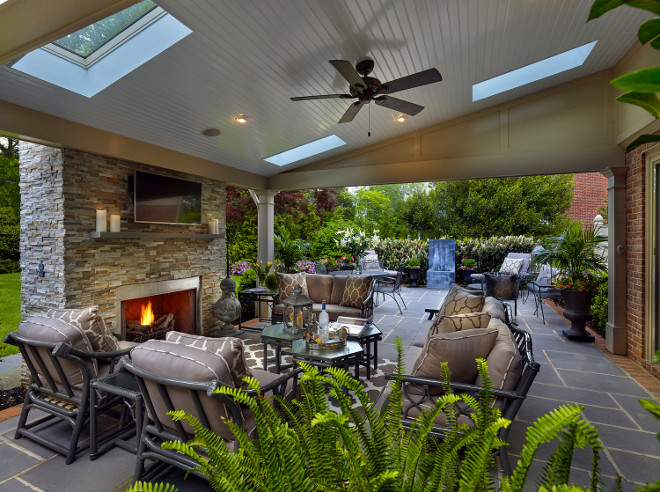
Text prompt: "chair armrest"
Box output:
[[257, 367, 302, 395], [385, 373, 524, 400], [111, 331, 124, 341], [425, 308, 439, 320]]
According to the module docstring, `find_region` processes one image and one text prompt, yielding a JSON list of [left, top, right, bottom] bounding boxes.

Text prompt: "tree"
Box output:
[[0, 155, 20, 210], [403, 175, 574, 239]]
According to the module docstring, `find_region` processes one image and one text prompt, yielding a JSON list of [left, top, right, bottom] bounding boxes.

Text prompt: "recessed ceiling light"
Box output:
[[235, 114, 248, 124], [396, 114, 406, 123], [472, 41, 598, 102], [202, 128, 221, 136], [264, 135, 347, 166]]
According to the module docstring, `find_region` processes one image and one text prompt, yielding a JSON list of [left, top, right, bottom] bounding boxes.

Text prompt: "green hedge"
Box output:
[[455, 236, 536, 273], [590, 274, 608, 337]]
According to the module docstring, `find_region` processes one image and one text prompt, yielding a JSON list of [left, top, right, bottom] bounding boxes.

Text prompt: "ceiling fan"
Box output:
[[291, 58, 443, 123]]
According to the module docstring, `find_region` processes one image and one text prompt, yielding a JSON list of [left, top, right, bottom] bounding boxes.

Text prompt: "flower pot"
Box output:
[[462, 269, 475, 284], [561, 288, 595, 342], [408, 268, 421, 287]]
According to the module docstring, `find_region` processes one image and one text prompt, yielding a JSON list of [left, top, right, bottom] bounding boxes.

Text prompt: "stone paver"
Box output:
[[0, 286, 658, 490]]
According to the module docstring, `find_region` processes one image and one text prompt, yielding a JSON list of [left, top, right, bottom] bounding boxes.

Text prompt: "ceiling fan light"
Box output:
[[235, 114, 248, 124], [396, 114, 406, 123]]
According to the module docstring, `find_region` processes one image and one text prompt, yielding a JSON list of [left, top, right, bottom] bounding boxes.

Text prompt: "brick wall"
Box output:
[[568, 172, 608, 225], [626, 144, 660, 378], [19, 143, 227, 335]]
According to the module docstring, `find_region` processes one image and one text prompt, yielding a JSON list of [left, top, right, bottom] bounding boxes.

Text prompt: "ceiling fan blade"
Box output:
[[291, 94, 353, 101], [339, 102, 363, 123], [374, 96, 424, 116], [381, 68, 443, 94], [330, 60, 367, 91]]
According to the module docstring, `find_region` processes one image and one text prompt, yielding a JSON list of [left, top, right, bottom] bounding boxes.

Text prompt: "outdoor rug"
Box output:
[[241, 337, 397, 411]]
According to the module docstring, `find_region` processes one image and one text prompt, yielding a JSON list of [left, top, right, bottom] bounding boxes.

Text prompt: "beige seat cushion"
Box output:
[[277, 272, 309, 300], [427, 312, 491, 338], [439, 284, 485, 317], [131, 339, 250, 441], [305, 274, 334, 303], [314, 303, 362, 321], [45, 306, 120, 352], [482, 297, 506, 321], [18, 315, 98, 393], [476, 324, 522, 393], [409, 328, 498, 394], [165, 332, 252, 389], [340, 275, 372, 309]]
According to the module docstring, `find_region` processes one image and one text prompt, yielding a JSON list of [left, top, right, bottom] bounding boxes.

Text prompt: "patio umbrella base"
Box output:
[[562, 328, 595, 342]]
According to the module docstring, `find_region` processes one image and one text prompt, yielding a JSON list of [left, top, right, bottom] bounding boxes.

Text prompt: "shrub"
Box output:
[[591, 274, 608, 337], [236, 269, 256, 319], [231, 261, 252, 276], [295, 260, 315, 273], [456, 236, 536, 273]]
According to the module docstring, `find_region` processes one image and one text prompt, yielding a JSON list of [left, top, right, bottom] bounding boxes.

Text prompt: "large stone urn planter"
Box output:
[[561, 288, 595, 342], [408, 268, 421, 287]]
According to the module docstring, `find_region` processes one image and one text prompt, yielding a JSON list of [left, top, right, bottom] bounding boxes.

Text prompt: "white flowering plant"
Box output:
[[335, 228, 381, 262]]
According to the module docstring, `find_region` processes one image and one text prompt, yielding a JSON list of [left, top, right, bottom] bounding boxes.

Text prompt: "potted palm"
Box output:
[[533, 222, 607, 341]]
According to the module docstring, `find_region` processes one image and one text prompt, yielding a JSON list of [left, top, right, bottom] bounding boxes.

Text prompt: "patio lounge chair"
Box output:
[[122, 333, 300, 482], [4, 311, 134, 464], [388, 290, 539, 476], [466, 252, 532, 290]]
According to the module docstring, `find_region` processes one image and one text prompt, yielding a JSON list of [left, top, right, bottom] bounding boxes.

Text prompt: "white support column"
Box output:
[[602, 167, 627, 355], [253, 190, 277, 267]]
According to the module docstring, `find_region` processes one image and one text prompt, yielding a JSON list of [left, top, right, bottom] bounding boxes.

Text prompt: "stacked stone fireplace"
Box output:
[[19, 143, 227, 336]]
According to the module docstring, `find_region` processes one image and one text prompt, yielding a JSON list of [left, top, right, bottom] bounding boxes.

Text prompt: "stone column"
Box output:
[[602, 167, 627, 355]]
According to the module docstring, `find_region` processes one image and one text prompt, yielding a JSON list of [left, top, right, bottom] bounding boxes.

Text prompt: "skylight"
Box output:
[[264, 135, 347, 166], [10, 2, 191, 97], [51, 1, 158, 59], [472, 41, 598, 102]]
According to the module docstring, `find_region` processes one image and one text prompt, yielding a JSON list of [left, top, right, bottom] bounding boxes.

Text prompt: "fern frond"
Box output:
[[124, 481, 179, 492]]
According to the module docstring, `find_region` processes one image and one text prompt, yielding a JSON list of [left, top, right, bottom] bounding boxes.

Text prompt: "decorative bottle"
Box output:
[[318, 300, 329, 340]]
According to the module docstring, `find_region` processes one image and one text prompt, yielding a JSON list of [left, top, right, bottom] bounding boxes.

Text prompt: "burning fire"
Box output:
[[140, 300, 155, 326]]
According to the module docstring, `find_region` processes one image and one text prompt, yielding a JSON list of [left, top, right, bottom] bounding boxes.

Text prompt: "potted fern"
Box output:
[[407, 257, 421, 287], [126, 339, 608, 492], [533, 222, 607, 341]]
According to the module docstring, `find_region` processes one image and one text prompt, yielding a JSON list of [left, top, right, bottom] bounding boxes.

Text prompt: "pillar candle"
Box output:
[[208, 221, 215, 234], [96, 209, 107, 233], [213, 218, 219, 235], [110, 214, 121, 232]]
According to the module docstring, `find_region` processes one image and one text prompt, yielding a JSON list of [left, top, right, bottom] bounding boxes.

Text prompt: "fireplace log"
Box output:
[[154, 313, 174, 330], [125, 314, 176, 342]]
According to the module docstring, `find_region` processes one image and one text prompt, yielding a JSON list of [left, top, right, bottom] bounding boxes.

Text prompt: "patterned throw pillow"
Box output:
[[428, 312, 491, 337], [276, 272, 309, 301], [438, 284, 485, 317], [340, 275, 373, 309], [45, 306, 120, 352], [409, 328, 499, 394], [166, 332, 252, 389], [484, 273, 517, 299], [482, 297, 506, 321], [499, 257, 524, 275]]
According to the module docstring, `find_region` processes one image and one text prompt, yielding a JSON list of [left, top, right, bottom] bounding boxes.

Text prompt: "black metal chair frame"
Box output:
[[527, 281, 562, 323], [481, 272, 521, 317], [386, 320, 539, 476], [119, 358, 301, 482], [4, 332, 132, 464], [374, 265, 406, 314]]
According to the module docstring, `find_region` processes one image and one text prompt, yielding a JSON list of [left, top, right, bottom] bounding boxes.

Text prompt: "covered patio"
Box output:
[[0, 287, 658, 491]]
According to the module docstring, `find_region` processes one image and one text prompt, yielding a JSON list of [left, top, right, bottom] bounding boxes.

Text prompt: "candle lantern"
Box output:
[[282, 285, 314, 334]]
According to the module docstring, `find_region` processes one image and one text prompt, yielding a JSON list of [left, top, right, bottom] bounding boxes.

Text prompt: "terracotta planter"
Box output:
[[561, 288, 595, 342]]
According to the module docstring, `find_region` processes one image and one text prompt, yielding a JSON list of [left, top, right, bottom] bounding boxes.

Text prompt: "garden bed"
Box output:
[[0, 386, 25, 411]]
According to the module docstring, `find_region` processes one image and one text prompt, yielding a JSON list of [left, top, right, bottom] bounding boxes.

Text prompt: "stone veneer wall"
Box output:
[[19, 142, 227, 335]]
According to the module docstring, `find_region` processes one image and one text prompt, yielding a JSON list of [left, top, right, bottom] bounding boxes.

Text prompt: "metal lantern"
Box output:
[[282, 285, 314, 334], [211, 276, 242, 337]]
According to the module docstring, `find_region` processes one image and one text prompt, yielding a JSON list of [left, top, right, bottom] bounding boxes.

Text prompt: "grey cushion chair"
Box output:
[[466, 252, 531, 290], [387, 308, 539, 476], [4, 315, 133, 464], [122, 334, 300, 482], [483, 272, 520, 317]]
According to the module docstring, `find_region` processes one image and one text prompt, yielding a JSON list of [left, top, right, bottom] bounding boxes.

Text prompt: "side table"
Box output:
[[292, 339, 364, 379], [90, 371, 143, 459], [239, 288, 279, 328], [260, 323, 303, 373], [352, 324, 382, 380]]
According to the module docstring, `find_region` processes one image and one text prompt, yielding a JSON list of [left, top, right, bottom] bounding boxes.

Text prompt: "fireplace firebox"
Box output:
[[115, 277, 202, 342]]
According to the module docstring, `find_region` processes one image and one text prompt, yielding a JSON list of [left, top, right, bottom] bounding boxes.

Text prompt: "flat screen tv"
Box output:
[[134, 171, 202, 225]]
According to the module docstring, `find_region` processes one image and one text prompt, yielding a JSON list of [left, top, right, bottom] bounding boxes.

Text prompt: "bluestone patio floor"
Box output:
[[0, 286, 658, 491]]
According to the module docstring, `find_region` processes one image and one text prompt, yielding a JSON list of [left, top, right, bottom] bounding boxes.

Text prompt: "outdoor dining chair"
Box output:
[[374, 265, 406, 314]]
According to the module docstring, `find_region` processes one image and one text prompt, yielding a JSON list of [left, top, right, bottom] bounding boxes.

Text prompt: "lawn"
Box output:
[[0, 272, 20, 357]]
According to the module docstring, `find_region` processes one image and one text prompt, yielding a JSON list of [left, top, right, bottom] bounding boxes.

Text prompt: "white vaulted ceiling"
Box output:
[[0, 0, 653, 181]]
